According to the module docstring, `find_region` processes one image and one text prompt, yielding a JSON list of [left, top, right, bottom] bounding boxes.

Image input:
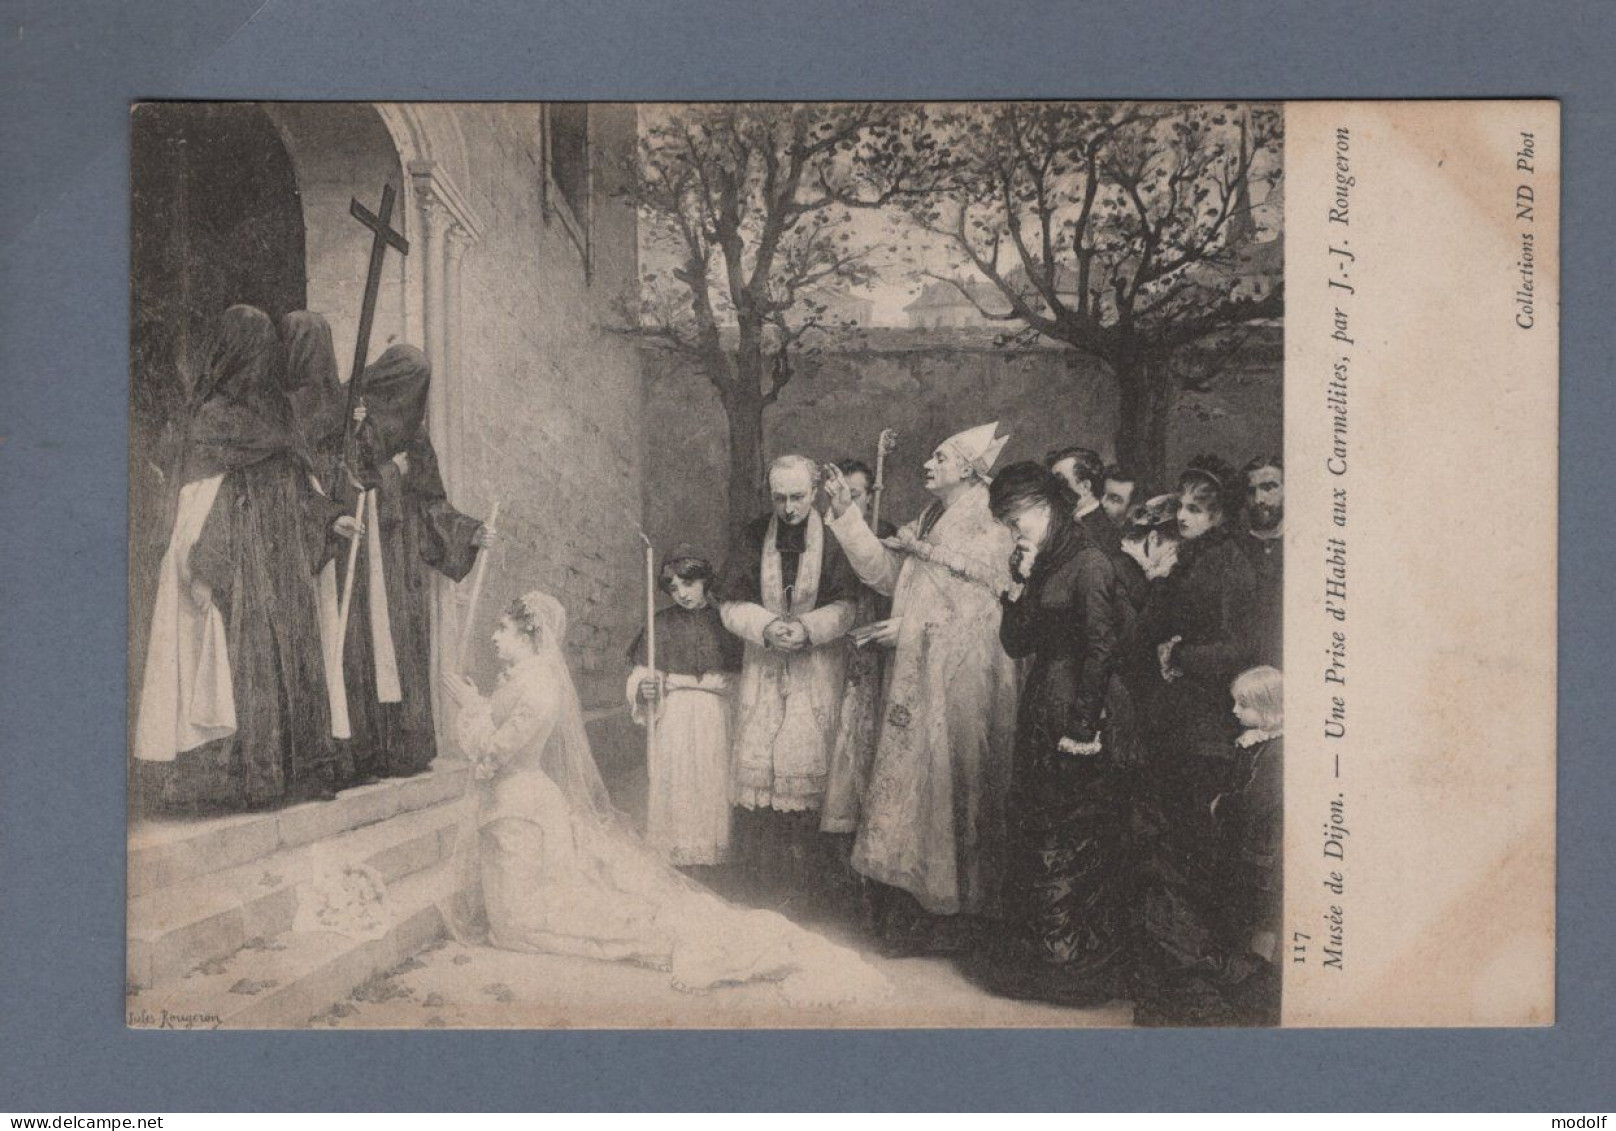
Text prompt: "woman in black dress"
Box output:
[[1140, 454, 1258, 804], [965, 462, 1134, 1006]]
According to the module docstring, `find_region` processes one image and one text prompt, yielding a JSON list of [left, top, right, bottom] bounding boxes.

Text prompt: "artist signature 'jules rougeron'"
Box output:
[[128, 1009, 222, 1030]]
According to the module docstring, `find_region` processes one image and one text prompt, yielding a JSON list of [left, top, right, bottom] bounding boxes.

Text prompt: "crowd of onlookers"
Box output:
[[628, 435, 1285, 1026], [1024, 445, 1285, 1026]]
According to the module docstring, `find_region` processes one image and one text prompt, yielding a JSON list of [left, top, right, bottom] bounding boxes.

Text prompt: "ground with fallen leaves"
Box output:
[[299, 934, 1134, 1029]]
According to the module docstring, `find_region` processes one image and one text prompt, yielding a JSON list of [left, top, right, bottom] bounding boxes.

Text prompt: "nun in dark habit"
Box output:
[[132, 304, 352, 811], [327, 344, 497, 780], [277, 310, 347, 460]]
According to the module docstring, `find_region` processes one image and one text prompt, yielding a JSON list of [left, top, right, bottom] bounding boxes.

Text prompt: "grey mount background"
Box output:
[[1, 0, 1610, 1112]]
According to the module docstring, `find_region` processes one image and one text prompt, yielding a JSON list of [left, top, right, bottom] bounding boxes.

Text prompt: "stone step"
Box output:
[[127, 793, 467, 989], [129, 864, 451, 1030], [128, 762, 470, 900]]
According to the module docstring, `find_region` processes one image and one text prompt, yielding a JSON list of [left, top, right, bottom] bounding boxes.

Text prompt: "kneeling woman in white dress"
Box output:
[[440, 590, 887, 1006]]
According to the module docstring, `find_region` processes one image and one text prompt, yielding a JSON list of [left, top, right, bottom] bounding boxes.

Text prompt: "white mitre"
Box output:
[[943, 420, 1009, 481]]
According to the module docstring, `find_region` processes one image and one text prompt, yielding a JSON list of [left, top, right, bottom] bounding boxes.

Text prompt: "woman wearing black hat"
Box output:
[[1144, 455, 1259, 781], [964, 460, 1135, 1006]]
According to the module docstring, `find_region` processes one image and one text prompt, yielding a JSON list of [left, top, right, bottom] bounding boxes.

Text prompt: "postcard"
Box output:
[[125, 99, 1556, 1029]]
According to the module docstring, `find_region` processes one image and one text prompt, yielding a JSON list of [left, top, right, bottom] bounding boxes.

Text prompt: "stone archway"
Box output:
[[129, 103, 308, 371], [263, 102, 484, 493], [261, 103, 409, 377], [128, 101, 488, 761]]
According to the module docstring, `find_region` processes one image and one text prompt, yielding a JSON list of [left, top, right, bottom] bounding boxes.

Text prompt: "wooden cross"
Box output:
[[332, 184, 410, 656], [347, 183, 410, 385], [331, 183, 410, 490]]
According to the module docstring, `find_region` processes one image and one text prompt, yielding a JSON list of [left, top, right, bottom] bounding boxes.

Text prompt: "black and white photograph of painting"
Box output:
[[126, 100, 1284, 1029]]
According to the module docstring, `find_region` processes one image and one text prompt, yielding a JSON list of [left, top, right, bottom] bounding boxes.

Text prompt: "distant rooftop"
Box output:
[[903, 278, 1005, 311]]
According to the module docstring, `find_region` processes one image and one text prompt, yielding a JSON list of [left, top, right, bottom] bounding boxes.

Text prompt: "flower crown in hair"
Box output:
[[505, 592, 547, 633]]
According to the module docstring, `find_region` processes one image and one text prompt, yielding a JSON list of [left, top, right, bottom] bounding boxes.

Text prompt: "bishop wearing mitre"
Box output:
[[822, 422, 1020, 955]]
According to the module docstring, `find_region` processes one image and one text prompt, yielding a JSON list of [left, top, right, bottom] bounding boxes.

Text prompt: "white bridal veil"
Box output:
[[439, 588, 630, 942], [517, 590, 619, 825], [435, 588, 890, 1009]]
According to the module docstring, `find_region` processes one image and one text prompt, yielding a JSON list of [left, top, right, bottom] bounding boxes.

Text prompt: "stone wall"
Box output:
[[644, 328, 1282, 566], [443, 105, 647, 744]]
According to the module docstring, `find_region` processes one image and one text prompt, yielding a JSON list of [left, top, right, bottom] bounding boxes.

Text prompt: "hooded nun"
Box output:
[[326, 344, 486, 779], [277, 310, 347, 462]]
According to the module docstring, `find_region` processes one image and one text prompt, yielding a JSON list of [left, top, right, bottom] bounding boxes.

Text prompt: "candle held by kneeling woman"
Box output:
[[437, 590, 888, 1006]]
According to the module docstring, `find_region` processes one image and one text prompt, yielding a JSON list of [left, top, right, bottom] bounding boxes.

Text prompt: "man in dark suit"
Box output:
[[1101, 463, 1140, 526], [1047, 445, 1121, 559], [1240, 454, 1284, 667]]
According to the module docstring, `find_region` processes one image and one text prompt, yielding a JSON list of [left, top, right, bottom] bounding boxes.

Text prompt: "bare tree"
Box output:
[[625, 103, 921, 538], [890, 101, 1282, 484]]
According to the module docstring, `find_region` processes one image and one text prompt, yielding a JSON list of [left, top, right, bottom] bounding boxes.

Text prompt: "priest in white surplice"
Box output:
[[821, 423, 1019, 955], [715, 454, 862, 906]]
